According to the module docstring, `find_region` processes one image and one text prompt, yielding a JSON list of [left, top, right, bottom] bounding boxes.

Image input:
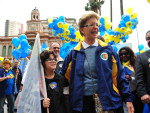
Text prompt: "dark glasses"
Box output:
[[119, 53, 129, 56], [45, 58, 57, 62]]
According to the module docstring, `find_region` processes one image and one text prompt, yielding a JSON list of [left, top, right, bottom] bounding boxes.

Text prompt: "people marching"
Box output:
[[1, 12, 150, 113]]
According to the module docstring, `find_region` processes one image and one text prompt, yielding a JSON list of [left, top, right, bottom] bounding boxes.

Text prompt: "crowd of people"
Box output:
[[0, 11, 150, 113]]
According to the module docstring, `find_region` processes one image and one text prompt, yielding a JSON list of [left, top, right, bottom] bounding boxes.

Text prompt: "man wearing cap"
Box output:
[[0, 59, 15, 113]]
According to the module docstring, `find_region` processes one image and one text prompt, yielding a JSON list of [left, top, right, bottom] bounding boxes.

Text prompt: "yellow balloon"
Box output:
[[114, 38, 121, 43], [48, 18, 52, 23], [0, 57, 4, 61], [104, 16, 109, 21], [108, 35, 114, 41], [147, 0, 150, 3], [140, 50, 145, 53], [63, 24, 69, 30], [126, 21, 132, 27], [105, 22, 112, 30], [131, 13, 138, 19], [126, 8, 133, 15], [125, 28, 133, 35], [104, 37, 110, 43], [65, 30, 70, 35], [120, 27, 127, 33], [57, 22, 63, 28], [115, 28, 121, 32]]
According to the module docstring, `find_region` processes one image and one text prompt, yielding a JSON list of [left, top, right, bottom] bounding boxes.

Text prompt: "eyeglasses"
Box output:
[[45, 58, 57, 62], [146, 37, 150, 41], [3, 63, 10, 64], [119, 53, 129, 56], [53, 47, 60, 49], [82, 23, 100, 28]]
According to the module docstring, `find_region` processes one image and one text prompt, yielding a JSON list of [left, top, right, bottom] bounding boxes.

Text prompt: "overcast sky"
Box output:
[[0, 0, 150, 52]]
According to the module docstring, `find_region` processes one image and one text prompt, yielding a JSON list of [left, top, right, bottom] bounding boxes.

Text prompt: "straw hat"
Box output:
[[2, 59, 12, 67]]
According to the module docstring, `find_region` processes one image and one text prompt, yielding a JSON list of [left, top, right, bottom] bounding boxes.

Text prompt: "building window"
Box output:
[[8, 46, 12, 56], [2, 46, 6, 57]]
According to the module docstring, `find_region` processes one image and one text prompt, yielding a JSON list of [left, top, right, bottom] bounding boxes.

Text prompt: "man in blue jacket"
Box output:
[[0, 59, 15, 113]]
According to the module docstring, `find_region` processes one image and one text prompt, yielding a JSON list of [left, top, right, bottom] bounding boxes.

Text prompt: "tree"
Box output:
[[85, 0, 105, 15], [110, 0, 112, 22], [120, 0, 124, 16]]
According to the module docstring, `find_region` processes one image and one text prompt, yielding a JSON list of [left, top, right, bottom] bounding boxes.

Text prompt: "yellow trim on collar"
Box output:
[[74, 39, 108, 51]]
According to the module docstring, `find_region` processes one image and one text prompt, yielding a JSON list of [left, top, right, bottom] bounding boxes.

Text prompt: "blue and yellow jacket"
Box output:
[[60, 39, 133, 111], [0, 68, 15, 98]]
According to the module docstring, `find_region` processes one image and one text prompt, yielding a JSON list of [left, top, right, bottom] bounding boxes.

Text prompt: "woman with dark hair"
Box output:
[[118, 46, 144, 113], [40, 50, 66, 113]]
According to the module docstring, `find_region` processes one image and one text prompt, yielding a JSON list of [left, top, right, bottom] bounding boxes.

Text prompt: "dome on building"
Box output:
[[31, 7, 39, 14], [31, 7, 40, 20]]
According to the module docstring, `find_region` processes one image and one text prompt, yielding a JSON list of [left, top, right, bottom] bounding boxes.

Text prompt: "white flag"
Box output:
[[17, 34, 47, 113]]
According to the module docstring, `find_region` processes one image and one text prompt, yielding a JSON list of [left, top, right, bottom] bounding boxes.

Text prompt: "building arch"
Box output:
[[8, 46, 12, 56], [2, 46, 6, 57]]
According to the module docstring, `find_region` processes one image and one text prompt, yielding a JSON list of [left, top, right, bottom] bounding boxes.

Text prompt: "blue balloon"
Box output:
[[12, 49, 21, 60], [21, 39, 29, 50], [122, 15, 130, 22], [53, 24, 59, 30], [99, 17, 105, 25], [69, 33, 76, 39], [58, 16, 65, 22], [118, 21, 126, 28], [108, 41, 115, 45], [131, 19, 138, 26], [100, 31, 105, 36], [60, 37, 64, 40], [20, 49, 30, 58], [12, 37, 20, 48], [130, 25, 136, 30], [135, 52, 140, 55], [99, 25, 106, 32], [69, 26, 76, 35], [42, 42, 48, 49], [60, 42, 78, 59], [52, 19, 58, 23], [107, 30, 115, 35], [48, 23, 54, 28], [56, 28, 64, 34], [114, 31, 120, 36], [138, 44, 144, 51], [19, 34, 27, 41]]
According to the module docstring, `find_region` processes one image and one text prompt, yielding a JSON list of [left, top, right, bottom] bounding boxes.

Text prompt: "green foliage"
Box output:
[[85, 0, 105, 11]]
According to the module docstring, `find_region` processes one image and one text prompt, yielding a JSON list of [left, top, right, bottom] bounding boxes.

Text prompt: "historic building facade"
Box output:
[[0, 7, 78, 59]]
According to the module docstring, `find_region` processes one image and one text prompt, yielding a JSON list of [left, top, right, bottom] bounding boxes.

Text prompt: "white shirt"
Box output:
[[82, 40, 98, 49]]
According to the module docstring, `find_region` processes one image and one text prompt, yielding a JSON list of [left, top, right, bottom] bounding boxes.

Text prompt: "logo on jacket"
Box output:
[[49, 82, 57, 89], [100, 52, 108, 60]]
